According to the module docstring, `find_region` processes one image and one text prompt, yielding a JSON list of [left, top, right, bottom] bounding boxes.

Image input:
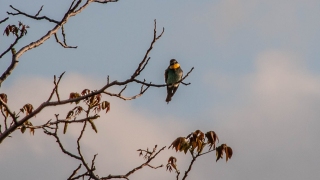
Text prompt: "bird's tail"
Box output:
[[166, 94, 172, 104], [166, 87, 173, 104]]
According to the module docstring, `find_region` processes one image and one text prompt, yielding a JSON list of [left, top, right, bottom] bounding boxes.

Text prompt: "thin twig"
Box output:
[[102, 146, 166, 179], [7, 5, 59, 24], [68, 164, 82, 180], [0, 35, 23, 59], [35, 5, 43, 17], [54, 33, 77, 48], [0, 17, 9, 24], [94, 0, 119, 4]]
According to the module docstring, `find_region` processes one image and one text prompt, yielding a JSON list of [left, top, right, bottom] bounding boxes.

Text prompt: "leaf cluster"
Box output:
[[3, 21, 29, 37], [166, 129, 233, 178], [64, 89, 110, 134], [168, 130, 220, 155]]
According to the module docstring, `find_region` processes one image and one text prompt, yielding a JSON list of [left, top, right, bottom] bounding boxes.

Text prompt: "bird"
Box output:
[[165, 59, 183, 103]]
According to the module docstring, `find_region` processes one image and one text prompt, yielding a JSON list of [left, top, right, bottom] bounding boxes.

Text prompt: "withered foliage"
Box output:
[[169, 130, 222, 155], [167, 129, 233, 177], [168, 137, 189, 153], [63, 89, 110, 134], [166, 156, 178, 173], [0, 93, 8, 116], [20, 103, 34, 116], [0, 93, 8, 105], [3, 21, 29, 37], [205, 131, 219, 150], [216, 144, 233, 162]]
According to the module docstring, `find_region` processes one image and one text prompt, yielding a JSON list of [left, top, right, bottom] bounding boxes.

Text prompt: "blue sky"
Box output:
[[1, 0, 320, 179]]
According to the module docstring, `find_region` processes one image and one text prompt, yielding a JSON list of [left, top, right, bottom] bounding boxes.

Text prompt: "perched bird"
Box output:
[[165, 59, 183, 103]]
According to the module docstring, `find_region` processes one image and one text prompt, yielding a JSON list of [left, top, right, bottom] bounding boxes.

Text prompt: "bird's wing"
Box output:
[[179, 67, 183, 80], [164, 67, 169, 83]]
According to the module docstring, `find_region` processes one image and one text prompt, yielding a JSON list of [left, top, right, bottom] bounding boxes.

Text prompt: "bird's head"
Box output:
[[169, 59, 180, 69]]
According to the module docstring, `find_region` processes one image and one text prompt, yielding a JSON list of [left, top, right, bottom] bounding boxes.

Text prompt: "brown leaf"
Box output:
[[0, 93, 8, 103], [205, 131, 219, 150], [81, 89, 90, 96], [89, 94, 101, 107], [63, 123, 68, 134], [216, 145, 223, 162], [8, 25, 13, 32], [69, 92, 81, 104], [4, 27, 9, 36], [0, 93, 8, 110], [187, 130, 205, 152], [21, 26, 26, 35], [22, 104, 33, 116], [3, 108, 9, 117], [101, 101, 110, 113], [168, 137, 187, 152], [226, 146, 233, 162], [22, 120, 35, 135], [66, 110, 74, 120], [166, 156, 178, 172], [216, 144, 233, 162], [74, 106, 83, 115], [14, 27, 18, 36], [21, 125, 26, 134], [30, 128, 35, 135], [89, 119, 98, 133]]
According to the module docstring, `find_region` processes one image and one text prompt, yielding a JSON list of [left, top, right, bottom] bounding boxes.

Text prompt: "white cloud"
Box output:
[[206, 50, 320, 179]]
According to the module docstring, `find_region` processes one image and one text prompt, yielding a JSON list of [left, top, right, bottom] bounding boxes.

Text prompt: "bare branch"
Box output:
[[53, 26, 77, 48], [35, 5, 43, 17], [76, 121, 99, 180], [68, 0, 78, 11], [1, 108, 8, 130], [47, 72, 65, 102], [147, 164, 163, 169], [0, 35, 23, 59], [103, 83, 149, 101], [7, 5, 59, 24], [68, 164, 82, 180], [0, 17, 9, 24], [102, 146, 166, 179], [181, 156, 197, 180], [118, 85, 127, 95], [181, 149, 216, 180], [0, 98, 18, 124], [70, 0, 92, 17], [131, 19, 164, 79], [94, 0, 119, 4], [54, 33, 77, 48], [43, 121, 81, 160], [23, 115, 99, 130]]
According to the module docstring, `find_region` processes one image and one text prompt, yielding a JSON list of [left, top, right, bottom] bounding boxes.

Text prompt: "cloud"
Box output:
[[206, 50, 320, 179]]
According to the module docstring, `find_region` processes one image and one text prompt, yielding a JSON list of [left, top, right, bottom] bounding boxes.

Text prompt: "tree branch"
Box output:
[[35, 5, 43, 17], [68, 164, 82, 180], [76, 121, 99, 180], [43, 124, 81, 160], [0, 35, 23, 59], [0, 17, 9, 24], [54, 25, 77, 48], [102, 145, 166, 179], [7, 5, 59, 24], [131, 19, 164, 79]]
